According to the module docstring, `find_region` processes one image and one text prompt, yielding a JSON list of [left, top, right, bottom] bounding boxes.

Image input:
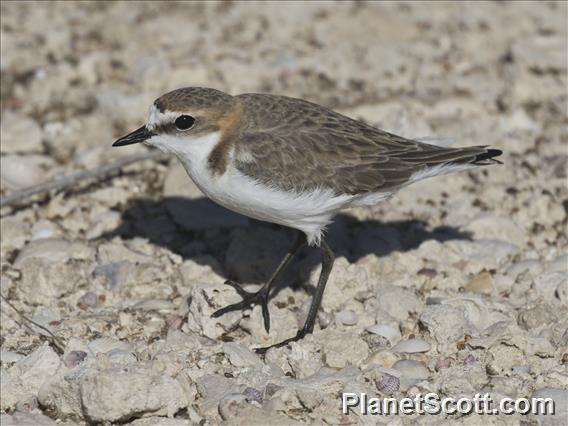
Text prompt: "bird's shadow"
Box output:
[[100, 196, 471, 293]]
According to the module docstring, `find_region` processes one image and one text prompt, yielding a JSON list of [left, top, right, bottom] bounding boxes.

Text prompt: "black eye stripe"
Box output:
[[175, 115, 195, 131]]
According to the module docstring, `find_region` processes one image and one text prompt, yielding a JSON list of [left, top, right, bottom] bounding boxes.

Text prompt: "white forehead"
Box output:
[[146, 104, 176, 130]]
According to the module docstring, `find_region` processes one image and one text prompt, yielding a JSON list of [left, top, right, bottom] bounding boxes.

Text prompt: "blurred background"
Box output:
[[1, 2, 566, 424]]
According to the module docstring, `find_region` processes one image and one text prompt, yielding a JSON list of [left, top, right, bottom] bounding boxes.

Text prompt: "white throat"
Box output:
[[146, 131, 221, 171]]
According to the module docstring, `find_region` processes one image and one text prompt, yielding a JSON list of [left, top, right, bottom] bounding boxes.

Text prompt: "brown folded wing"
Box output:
[[234, 94, 500, 195]]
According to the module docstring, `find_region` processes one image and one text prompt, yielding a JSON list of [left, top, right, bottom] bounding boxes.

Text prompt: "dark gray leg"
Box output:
[[255, 239, 335, 354], [211, 232, 306, 333]]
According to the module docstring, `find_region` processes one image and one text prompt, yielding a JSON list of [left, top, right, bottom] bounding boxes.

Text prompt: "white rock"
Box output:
[[548, 255, 567, 273], [363, 349, 399, 369], [376, 286, 423, 322], [1, 351, 25, 363], [513, 34, 566, 72], [434, 363, 487, 397], [0, 411, 56, 425], [63, 351, 88, 368], [88, 337, 133, 355], [500, 108, 541, 133], [0, 217, 30, 250], [89, 186, 130, 208], [80, 366, 186, 422], [0, 155, 51, 190], [518, 305, 558, 330], [195, 374, 239, 415], [179, 258, 225, 288], [218, 393, 249, 421], [524, 337, 556, 357], [28, 311, 60, 338], [223, 342, 263, 368], [106, 349, 138, 365], [533, 271, 567, 303], [506, 259, 545, 278], [286, 339, 324, 379], [315, 330, 369, 368], [39, 362, 187, 423], [132, 299, 175, 312], [129, 417, 193, 426], [0, 112, 43, 154], [392, 359, 429, 390], [97, 89, 150, 126], [1, 369, 27, 410], [241, 301, 301, 348], [442, 296, 494, 331], [186, 282, 243, 339], [307, 257, 370, 312], [14, 345, 61, 393], [30, 220, 59, 241], [335, 310, 358, 326], [391, 338, 430, 354], [92, 260, 135, 289], [420, 304, 477, 350], [97, 242, 154, 265], [366, 325, 402, 346], [447, 239, 519, 269], [15, 238, 93, 266]]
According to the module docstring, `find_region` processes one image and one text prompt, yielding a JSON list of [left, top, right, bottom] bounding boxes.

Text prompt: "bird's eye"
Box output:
[[175, 115, 195, 131]]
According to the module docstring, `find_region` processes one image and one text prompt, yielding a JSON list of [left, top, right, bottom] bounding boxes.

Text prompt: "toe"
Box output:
[[224, 279, 253, 297], [211, 300, 248, 318], [261, 303, 271, 333]]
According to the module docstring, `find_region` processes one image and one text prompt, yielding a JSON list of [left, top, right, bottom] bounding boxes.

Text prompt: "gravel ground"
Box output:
[[1, 1, 567, 425]]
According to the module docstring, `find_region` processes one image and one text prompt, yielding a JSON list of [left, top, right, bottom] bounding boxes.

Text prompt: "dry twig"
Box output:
[[1, 295, 66, 353], [0, 150, 165, 209]]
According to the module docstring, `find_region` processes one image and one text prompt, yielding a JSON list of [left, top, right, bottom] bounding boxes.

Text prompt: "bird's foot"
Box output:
[[254, 328, 308, 355], [211, 280, 271, 333]]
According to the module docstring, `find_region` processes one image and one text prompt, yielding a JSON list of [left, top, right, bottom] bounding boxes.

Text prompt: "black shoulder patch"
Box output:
[[154, 100, 166, 113]]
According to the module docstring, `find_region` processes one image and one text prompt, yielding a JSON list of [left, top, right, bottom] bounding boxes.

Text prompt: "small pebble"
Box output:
[[166, 314, 183, 330], [417, 268, 437, 278], [463, 353, 476, 365], [243, 387, 263, 404], [0, 351, 25, 363], [132, 299, 175, 312], [335, 310, 358, 325], [463, 271, 493, 294], [375, 372, 400, 395], [77, 292, 99, 310], [64, 351, 88, 368], [15, 396, 39, 412], [393, 359, 429, 390], [391, 338, 430, 353], [366, 324, 402, 345], [435, 357, 453, 371], [218, 393, 248, 421]]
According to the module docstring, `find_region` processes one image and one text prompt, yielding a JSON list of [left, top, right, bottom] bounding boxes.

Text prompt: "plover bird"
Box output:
[[113, 87, 502, 353]]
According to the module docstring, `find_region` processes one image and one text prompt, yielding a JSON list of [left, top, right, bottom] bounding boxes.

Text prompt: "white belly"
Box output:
[[183, 156, 354, 246]]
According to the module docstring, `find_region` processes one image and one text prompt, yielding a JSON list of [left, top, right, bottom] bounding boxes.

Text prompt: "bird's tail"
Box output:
[[471, 148, 504, 165], [404, 145, 503, 183]]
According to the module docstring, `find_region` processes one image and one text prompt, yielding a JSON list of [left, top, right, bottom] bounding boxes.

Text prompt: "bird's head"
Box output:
[[112, 87, 236, 155]]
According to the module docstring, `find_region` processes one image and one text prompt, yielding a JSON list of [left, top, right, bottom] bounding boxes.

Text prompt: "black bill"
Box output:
[[112, 126, 155, 147]]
